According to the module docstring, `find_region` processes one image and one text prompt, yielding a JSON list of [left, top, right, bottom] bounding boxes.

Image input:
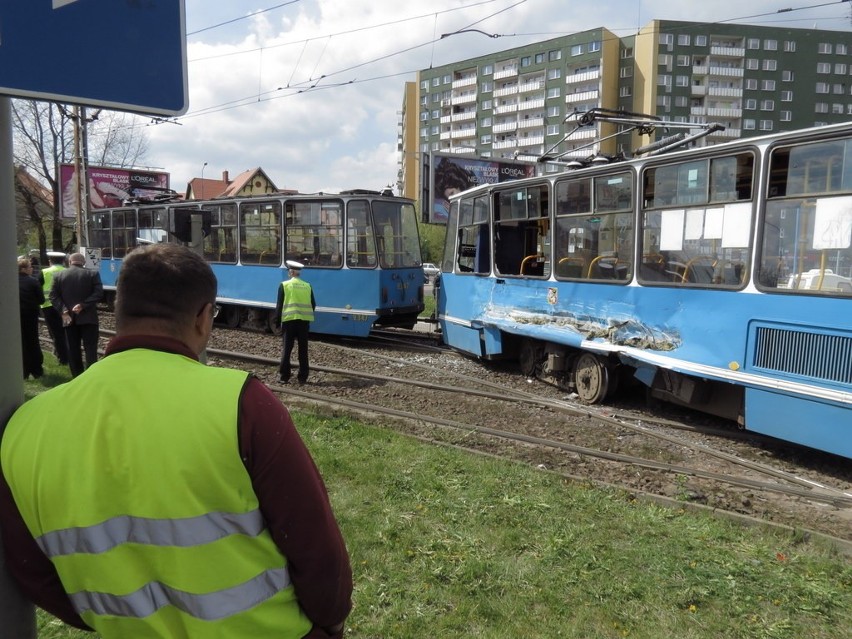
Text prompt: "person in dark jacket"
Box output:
[[17, 257, 44, 379], [49, 252, 103, 377], [0, 244, 352, 638]]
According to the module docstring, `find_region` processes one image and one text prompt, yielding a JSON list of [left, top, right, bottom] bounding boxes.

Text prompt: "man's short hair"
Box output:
[[17, 257, 31, 272], [115, 244, 217, 329], [69, 253, 86, 266]]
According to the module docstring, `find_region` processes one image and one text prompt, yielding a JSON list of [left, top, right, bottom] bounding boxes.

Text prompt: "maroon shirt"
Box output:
[[0, 335, 352, 637]]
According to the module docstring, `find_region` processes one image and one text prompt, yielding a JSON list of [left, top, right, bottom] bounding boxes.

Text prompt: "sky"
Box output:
[[138, 0, 852, 195]]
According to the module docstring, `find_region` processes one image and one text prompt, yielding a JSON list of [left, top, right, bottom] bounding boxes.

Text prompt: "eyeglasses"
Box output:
[[197, 302, 221, 319]]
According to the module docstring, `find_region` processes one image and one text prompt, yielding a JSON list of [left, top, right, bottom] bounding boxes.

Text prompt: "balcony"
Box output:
[[493, 139, 519, 149], [452, 127, 476, 139], [494, 67, 518, 80], [518, 98, 545, 111], [708, 87, 743, 98], [519, 117, 544, 128], [494, 103, 519, 114], [565, 69, 601, 84], [691, 85, 707, 96], [450, 146, 476, 154], [493, 121, 518, 133], [494, 85, 519, 98], [691, 106, 742, 118], [452, 76, 477, 89], [708, 127, 742, 138], [451, 111, 476, 122], [707, 66, 743, 78], [452, 93, 477, 105], [520, 134, 544, 146], [710, 45, 745, 57], [519, 81, 543, 93], [565, 89, 599, 104]]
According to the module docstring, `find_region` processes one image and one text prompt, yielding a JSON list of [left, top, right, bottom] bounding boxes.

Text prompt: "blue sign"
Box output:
[[0, 0, 187, 116]]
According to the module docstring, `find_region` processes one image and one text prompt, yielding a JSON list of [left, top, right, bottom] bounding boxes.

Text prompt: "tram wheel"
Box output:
[[518, 339, 544, 378], [220, 305, 241, 329], [573, 353, 610, 404]]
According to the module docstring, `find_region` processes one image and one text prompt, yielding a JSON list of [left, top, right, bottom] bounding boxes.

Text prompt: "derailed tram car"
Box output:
[[437, 122, 852, 459], [86, 190, 426, 337]]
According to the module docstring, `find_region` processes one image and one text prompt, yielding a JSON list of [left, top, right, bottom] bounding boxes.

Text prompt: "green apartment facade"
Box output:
[[399, 19, 852, 204]]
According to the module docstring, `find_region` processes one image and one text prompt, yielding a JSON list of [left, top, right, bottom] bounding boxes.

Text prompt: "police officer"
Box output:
[[275, 260, 315, 384], [40, 251, 69, 365]]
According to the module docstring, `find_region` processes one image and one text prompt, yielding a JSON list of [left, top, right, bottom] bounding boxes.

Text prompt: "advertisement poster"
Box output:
[[429, 154, 536, 224], [59, 164, 170, 219]]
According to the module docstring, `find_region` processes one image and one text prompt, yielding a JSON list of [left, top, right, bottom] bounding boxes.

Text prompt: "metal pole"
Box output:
[[79, 106, 90, 247], [201, 162, 207, 200], [0, 96, 38, 639], [73, 105, 83, 251]]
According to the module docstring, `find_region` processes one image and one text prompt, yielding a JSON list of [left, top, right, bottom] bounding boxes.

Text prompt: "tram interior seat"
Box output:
[[587, 254, 629, 280], [520, 254, 545, 276], [557, 256, 586, 278], [681, 256, 716, 283], [638, 254, 669, 282]]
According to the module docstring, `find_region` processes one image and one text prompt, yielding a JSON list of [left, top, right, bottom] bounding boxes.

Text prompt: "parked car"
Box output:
[[422, 262, 440, 280]]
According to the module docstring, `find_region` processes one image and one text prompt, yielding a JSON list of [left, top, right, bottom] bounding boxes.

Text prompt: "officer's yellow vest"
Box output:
[[1, 349, 311, 638], [280, 278, 314, 322], [41, 264, 65, 308]]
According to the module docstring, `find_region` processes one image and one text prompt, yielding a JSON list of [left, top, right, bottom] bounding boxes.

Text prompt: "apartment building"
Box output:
[[398, 19, 852, 203]]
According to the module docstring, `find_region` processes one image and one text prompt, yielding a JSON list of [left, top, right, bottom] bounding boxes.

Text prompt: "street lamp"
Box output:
[[200, 162, 207, 200]]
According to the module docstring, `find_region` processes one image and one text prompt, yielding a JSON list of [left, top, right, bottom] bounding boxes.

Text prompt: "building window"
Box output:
[[656, 95, 671, 108], [546, 87, 561, 98], [521, 56, 531, 67], [481, 81, 493, 92], [745, 78, 758, 90], [675, 75, 689, 87], [620, 86, 632, 97], [432, 93, 440, 103], [677, 34, 690, 46], [420, 111, 428, 122], [589, 41, 601, 52], [780, 90, 793, 101], [747, 38, 760, 49], [760, 100, 775, 111], [659, 33, 673, 46], [782, 70, 794, 82], [481, 99, 492, 110], [763, 59, 777, 71], [432, 109, 440, 119], [745, 98, 757, 110], [815, 102, 829, 113], [818, 43, 832, 54], [431, 125, 439, 135], [695, 35, 707, 46], [743, 119, 756, 130], [443, 74, 451, 84], [764, 39, 777, 50], [816, 82, 830, 94], [759, 120, 773, 131], [834, 84, 845, 95], [480, 134, 491, 144], [535, 53, 544, 64], [480, 117, 492, 127], [837, 44, 848, 55], [835, 63, 847, 75], [832, 103, 845, 114], [547, 68, 561, 80], [677, 54, 690, 66], [657, 74, 672, 87], [746, 59, 759, 70], [621, 47, 634, 58], [546, 124, 560, 135], [780, 110, 792, 121], [547, 105, 561, 117], [762, 79, 776, 91], [482, 64, 493, 75], [817, 62, 831, 74], [570, 44, 583, 56], [658, 54, 672, 67], [420, 95, 428, 106], [620, 66, 633, 78], [549, 49, 562, 61], [784, 40, 796, 52], [420, 80, 428, 90]]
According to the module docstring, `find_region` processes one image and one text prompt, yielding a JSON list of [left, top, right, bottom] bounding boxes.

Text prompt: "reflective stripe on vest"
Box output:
[[2, 349, 311, 637], [41, 264, 64, 308], [280, 278, 314, 322]]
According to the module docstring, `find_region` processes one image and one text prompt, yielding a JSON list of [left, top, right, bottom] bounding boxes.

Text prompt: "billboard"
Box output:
[[59, 164, 171, 219], [425, 153, 536, 224]]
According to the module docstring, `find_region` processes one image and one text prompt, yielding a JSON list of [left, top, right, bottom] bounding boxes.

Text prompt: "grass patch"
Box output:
[[27, 384, 852, 638]]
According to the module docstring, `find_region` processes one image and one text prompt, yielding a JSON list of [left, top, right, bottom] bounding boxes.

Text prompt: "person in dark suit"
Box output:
[[50, 253, 103, 377], [17, 257, 44, 379]]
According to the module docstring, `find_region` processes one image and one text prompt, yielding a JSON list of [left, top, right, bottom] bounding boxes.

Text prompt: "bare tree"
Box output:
[[12, 100, 149, 255]]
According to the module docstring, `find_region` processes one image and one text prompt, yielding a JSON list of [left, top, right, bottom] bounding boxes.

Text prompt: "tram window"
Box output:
[[204, 203, 237, 263], [112, 210, 137, 258], [374, 200, 419, 268], [456, 195, 491, 275], [493, 184, 552, 278], [346, 201, 377, 268], [283, 200, 343, 268], [554, 173, 633, 282], [89, 213, 112, 258], [239, 201, 281, 266], [442, 200, 460, 274], [759, 197, 852, 296], [709, 154, 753, 203], [769, 139, 852, 197], [137, 207, 168, 246]]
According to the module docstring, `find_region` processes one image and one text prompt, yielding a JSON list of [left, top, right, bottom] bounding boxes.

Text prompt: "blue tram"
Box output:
[[437, 122, 852, 459], [85, 190, 425, 337]]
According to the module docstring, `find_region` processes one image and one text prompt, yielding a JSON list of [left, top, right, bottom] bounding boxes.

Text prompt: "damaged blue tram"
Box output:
[[437, 122, 852, 459]]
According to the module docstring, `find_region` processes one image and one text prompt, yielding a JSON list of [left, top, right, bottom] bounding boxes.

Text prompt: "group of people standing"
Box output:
[[17, 251, 103, 379]]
